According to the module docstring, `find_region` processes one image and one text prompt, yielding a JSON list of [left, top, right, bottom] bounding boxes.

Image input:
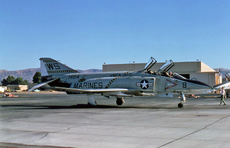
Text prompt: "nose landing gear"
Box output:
[[178, 92, 186, 108]]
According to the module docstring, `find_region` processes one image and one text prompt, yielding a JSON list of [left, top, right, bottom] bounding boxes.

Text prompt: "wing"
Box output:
[[51, 87, 133, 97], [52, 86, 128, 93]]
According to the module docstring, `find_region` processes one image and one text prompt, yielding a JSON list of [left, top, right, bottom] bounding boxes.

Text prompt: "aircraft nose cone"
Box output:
[[195, 82, 212, 89], [196, 83, 213, 93], [185, 79, 212, 92], [198, 84, 212, 90]]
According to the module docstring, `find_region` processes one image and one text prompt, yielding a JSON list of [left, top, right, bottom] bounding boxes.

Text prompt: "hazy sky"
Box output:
[[0, 0, 229, 71]]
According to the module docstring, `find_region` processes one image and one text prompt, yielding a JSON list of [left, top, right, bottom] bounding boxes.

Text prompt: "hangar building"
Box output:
[[103, 61, 221, 86]]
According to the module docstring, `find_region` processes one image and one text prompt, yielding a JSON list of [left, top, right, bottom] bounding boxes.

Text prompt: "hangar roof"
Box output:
[[103, 61, 216, 73]]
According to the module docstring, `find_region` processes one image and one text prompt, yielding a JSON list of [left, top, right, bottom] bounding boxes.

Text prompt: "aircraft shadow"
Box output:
[[1, 103, 226, 110], [0, 104, 180, 110]]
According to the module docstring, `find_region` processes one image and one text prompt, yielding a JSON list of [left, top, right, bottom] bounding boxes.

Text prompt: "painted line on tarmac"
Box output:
[[158, 115, 230, 148]]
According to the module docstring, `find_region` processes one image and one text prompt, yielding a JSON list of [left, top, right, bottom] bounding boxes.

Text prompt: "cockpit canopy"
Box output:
[[144, 57, 157, 71], [226, 72, 230, 81], [157, 60, 174, 74]]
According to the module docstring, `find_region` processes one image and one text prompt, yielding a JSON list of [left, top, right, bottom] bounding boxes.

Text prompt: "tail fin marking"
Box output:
[[40, 58, 79, 76]]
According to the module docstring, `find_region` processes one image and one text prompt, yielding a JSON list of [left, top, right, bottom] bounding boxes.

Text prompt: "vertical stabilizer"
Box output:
[[40, 58, 79, 76]]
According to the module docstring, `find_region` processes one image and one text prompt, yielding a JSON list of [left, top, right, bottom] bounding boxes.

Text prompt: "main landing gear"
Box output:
[[87, 94, 97, 106], [116, 97, 125, 105], [87, 95, 126, 106], [178, 102, 183, 108], [178, 92, 186, 108]]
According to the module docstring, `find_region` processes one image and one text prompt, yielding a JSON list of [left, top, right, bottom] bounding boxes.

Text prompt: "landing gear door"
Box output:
[[154, 77, 166, 93], [151, 77, 156, 93]]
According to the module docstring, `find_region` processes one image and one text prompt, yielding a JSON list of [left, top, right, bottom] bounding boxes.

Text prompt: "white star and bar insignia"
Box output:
[[137, 80, 153, 89]]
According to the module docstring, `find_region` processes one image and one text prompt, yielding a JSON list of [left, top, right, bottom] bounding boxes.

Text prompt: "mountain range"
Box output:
[[0, 68, 102, 84], [0, 68, 229, 85], [214, 68, 230, 77]]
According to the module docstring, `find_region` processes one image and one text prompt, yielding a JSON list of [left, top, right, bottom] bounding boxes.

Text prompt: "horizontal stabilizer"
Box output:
[[28, 78, 58, 92]]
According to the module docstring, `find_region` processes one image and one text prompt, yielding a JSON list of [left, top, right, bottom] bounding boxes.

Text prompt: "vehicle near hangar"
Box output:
[[213, 72, 230, 97]]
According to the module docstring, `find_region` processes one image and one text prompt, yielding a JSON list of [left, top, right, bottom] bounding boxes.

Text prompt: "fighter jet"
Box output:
[[213, 72, 230, 97], [29, 57, 212, 108]]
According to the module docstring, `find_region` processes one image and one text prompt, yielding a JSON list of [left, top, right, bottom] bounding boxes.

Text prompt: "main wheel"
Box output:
[[116, 98, 124, 105], [178, 103, 183, 108]]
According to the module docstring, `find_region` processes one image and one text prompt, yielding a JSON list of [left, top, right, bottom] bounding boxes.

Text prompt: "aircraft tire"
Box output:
[[116, 98, 124, 105], [178, 103, 183, 108], [88, 101, 97, 106]]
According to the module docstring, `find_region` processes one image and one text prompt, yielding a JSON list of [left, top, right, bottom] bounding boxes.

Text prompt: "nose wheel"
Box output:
[[178, 102, 184, 108], [178, 92, 186, 108]]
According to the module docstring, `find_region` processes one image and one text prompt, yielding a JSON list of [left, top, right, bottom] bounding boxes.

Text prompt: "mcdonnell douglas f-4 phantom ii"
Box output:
[[29, 57, 212, 108]]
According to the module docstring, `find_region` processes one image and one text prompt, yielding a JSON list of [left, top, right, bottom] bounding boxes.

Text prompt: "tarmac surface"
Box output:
[[0, 92, 230, 148]]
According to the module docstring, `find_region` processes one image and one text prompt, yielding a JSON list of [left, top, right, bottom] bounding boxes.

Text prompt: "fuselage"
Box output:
[[34, 57, 214, 108], [42, 71, 212, 95]]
